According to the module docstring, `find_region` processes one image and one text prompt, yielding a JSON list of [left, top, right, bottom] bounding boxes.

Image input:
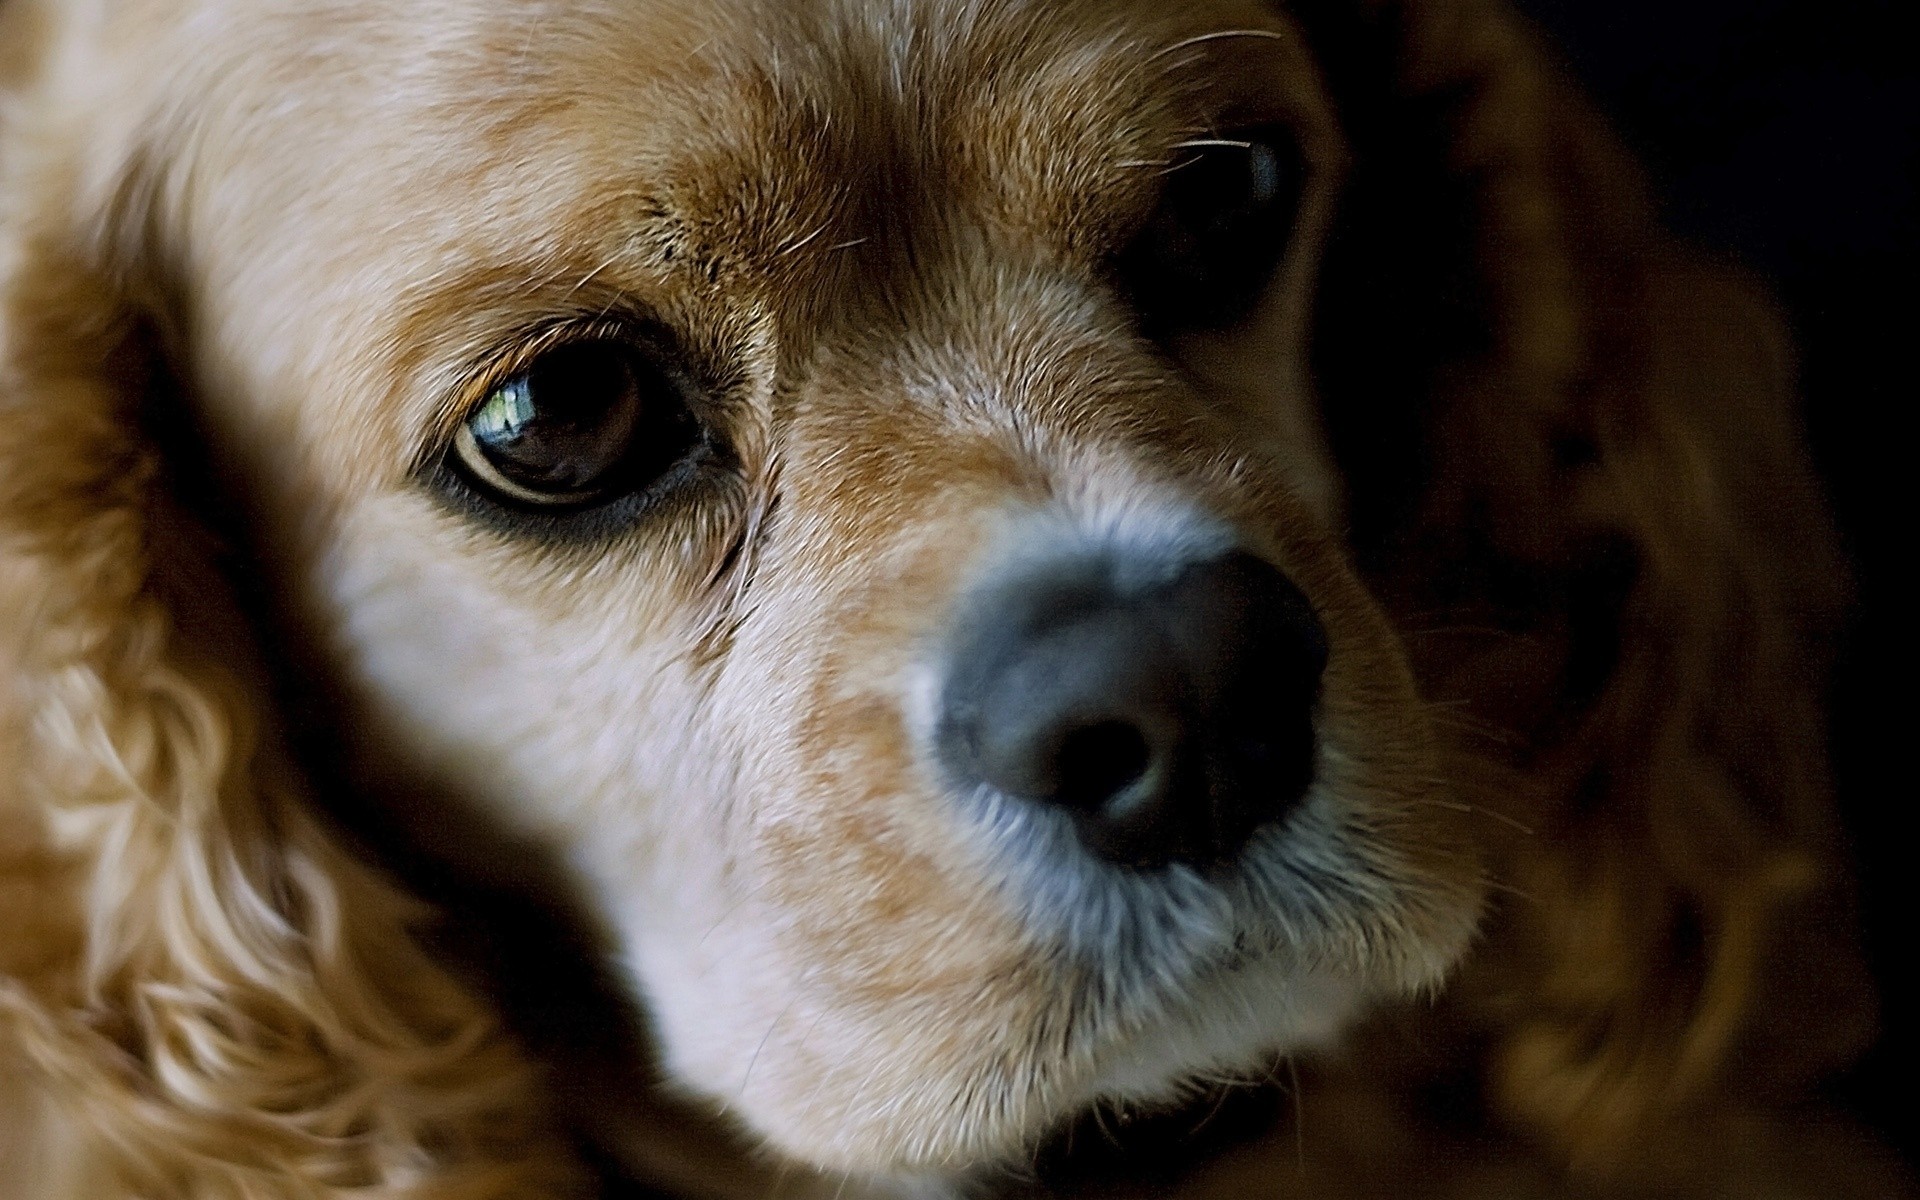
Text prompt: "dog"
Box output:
[[0, 0, 1901, 1195]]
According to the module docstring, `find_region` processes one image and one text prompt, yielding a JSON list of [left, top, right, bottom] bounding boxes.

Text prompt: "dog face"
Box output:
[[8, 0, 1491, 1181]]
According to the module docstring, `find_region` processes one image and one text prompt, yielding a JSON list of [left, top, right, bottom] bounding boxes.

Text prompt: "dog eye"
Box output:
[[1119, 125, 1305, 333], [450, 339, 700, 508]]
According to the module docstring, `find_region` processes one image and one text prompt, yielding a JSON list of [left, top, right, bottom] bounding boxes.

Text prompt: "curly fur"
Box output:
[[0, 195, 587, 1197], [0, 0, 1899, 1197]]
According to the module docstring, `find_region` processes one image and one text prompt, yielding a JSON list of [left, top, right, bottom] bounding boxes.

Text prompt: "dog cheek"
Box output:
[[662, 526, 1075, 1167], [633, 694, 1052, 1173]]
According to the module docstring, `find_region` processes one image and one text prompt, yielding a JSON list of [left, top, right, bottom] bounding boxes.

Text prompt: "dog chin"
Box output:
[[829, 970, 1362, 1190], [626, 894, 1360, 1178], [1077, 957, 1362, 1105], [936, 960, 1365, 1191]]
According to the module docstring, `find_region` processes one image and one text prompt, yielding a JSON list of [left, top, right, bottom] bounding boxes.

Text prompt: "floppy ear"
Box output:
[[0, 65, 585, 1200], [1291, 0, 1875, 1175]]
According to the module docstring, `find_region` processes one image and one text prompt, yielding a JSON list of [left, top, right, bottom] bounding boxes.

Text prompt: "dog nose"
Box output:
[[937, 551, 1327, 869]]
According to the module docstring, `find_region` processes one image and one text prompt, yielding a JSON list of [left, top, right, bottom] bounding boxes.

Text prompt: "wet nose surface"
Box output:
[[937, 551, 1328, 869]]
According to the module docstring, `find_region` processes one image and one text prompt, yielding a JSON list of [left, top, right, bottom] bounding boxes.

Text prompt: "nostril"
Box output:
[[1050, 719, 1152, 813], [938, 546, 1324, 869]]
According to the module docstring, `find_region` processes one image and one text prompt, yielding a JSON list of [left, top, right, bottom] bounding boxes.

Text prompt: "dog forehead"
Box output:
[[130, 0, 1307, 484], [197, 0, 1295, 251], [332, 0, 1281, 255], [171, 0, 1256, 209]]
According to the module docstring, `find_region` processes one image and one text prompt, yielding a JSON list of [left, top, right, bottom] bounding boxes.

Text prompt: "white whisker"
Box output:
[[1150, 28, 1291, 64]]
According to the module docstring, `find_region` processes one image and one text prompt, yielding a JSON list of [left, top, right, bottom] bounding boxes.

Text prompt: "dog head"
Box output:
[[0, 0, 1865, 1193]]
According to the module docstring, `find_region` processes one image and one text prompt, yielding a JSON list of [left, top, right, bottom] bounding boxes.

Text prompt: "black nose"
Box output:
[[936, 551, 1328, 869]]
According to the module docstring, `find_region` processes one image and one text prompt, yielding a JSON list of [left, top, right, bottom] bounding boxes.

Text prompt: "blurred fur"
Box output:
[[0, 0, 1895, 1197]]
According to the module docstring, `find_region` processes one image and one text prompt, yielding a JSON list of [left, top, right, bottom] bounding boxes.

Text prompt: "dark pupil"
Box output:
[[1121, 126, 1303, 332], [469, 342, 649, 496]]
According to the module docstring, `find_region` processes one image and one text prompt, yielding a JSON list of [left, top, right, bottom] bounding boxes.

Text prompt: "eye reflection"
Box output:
[[450, 337, 700, 510]]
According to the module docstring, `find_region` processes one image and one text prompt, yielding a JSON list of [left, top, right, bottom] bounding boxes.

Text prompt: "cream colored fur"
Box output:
[[7, 0, 1856, 1197]]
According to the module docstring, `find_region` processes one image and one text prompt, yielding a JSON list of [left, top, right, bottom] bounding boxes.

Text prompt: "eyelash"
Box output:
[[421, 315, 738, 542], [426, 316, 640, 458]]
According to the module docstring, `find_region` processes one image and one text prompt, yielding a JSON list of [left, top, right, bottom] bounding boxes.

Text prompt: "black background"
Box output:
[[1512, 0, 1917, 1162]]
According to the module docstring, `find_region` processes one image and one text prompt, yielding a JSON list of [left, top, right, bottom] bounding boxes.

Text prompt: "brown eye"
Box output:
[[451, 339, 700, 508], [1118, 124, 1305, 333]]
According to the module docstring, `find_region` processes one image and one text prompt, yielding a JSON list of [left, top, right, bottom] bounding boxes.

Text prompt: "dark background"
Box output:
[[1511, 0, 1917, 1162]]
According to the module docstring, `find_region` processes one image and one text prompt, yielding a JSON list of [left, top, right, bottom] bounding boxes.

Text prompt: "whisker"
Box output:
[[779, 221, 832, 256], [1286, 1057, 1305, 1172], [1422, 708, 1523, 747], [1399, 623, 1530, 639], [1409, 797, 1536, 837], [1173, 137, 1254, 151], [696, 894, 753, 946], [564, 246, 629, 299], [1185, 1080, 1239, 1141], [1482, 878, 1542, 906], [738, 993, 804, 1099], [766, 1160, 798, 1200], [1150, 28, 1291, 63]]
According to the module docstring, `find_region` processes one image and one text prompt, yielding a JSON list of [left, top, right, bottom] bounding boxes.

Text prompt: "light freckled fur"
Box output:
[[0, 0, 1898, 1198]]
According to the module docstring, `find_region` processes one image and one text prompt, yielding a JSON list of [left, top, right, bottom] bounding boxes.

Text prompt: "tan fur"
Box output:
[[0, 0, 1894, 1197]]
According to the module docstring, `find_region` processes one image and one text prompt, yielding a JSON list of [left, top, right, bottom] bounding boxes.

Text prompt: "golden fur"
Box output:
[[0, 0, 1898, 1196]]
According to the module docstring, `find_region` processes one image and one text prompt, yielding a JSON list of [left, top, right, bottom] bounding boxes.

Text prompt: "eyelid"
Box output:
[[450, 420, 612, 508], [415, 314, 653, 476]]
